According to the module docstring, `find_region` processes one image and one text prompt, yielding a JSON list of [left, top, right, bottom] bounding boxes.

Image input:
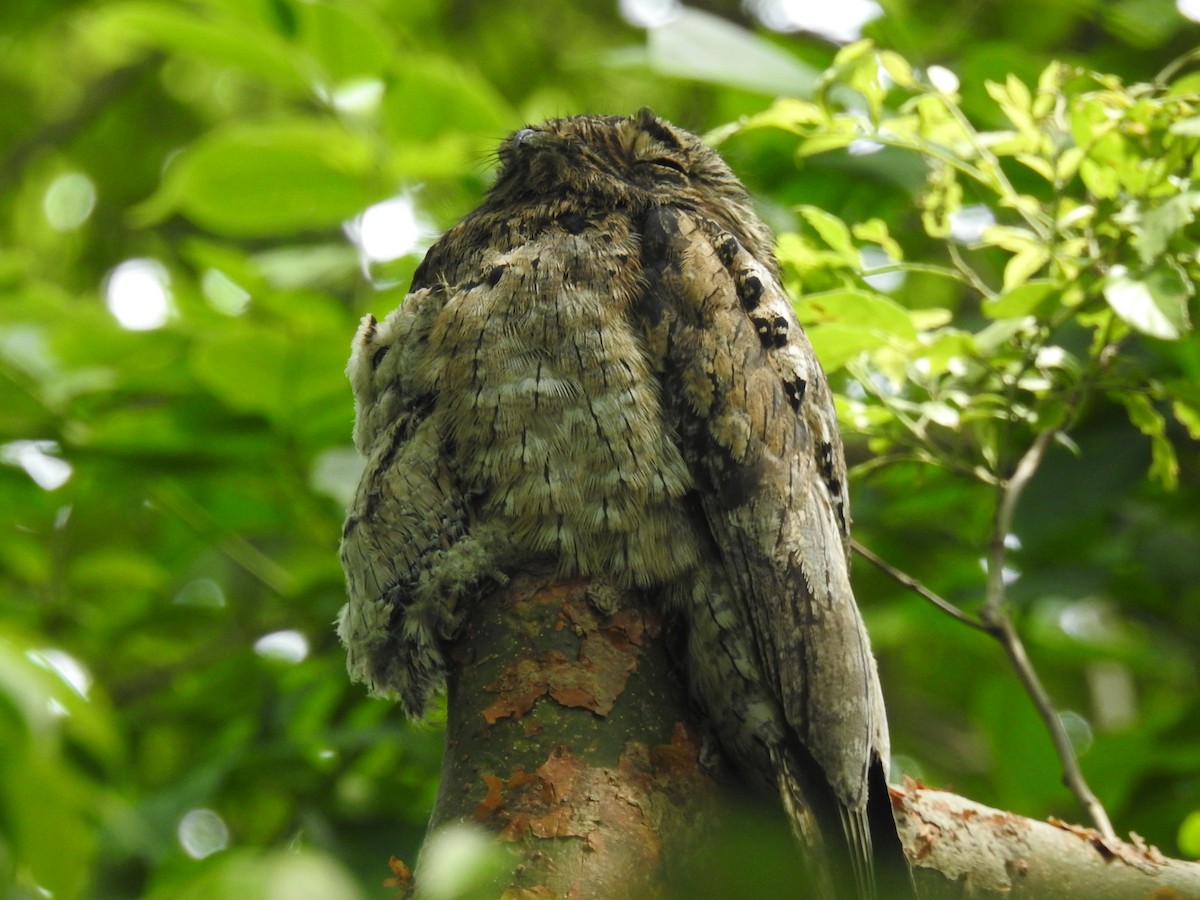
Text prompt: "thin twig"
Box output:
[[854, 482, 1113, 844], [850, 539, 989, 633], [856, 522, 1118, 839], [991, 613, 1117, 840], [983, 422, 1057, 618], [947, 241, 998, 299], [976, 424, 1117, 839], [1155, 46, 1200, 86], [859, 261, 975, 285]]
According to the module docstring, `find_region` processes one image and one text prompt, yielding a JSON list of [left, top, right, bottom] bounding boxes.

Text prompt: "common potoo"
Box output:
[[339, 109, 911, 899]]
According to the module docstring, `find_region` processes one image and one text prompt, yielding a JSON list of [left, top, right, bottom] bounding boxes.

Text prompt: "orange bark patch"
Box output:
[[476, 768, 536, 818], [472, 745, 663, 862], [483, 590, 658, 723], [469, 736, 715, 899], [649, 722, 705, 783]]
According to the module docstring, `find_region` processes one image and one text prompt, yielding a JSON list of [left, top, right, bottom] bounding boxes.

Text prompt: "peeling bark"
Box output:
[[420, 571, 732, 899], [895, 783, 1200, 899]]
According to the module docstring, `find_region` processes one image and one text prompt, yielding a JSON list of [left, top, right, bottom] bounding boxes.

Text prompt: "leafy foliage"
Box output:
[[742, 46, 1199, 484], [1, 1, 1198, 896]]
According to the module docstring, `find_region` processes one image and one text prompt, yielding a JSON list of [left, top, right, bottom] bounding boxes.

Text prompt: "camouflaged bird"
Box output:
[[339, 108, 911, 899]]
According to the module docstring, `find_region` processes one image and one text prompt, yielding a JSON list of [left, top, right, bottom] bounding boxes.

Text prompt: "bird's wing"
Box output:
[[339, 285, 472, 718], [639, 205, 890, 898]]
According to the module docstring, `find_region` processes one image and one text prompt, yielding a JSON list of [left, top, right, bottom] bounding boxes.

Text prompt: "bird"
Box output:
[[338, 108, 912, 899]]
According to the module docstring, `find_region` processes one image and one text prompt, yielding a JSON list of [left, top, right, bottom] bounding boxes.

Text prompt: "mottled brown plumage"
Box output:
[[339, 109, 911, 899]]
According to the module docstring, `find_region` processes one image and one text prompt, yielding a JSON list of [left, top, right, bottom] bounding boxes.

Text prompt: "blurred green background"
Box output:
[[1, 1, 1199, 897]]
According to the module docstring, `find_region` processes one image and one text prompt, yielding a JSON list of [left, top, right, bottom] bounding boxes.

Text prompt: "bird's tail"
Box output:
[[774, 747, 919, 899], [774, 750, 868, 900]]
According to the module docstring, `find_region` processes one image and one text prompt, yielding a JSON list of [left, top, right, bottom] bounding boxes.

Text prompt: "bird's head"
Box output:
[[488, 108, 775, 264]]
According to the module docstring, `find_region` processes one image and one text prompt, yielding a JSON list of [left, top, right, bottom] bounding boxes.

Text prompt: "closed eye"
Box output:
[[645, 157, 688, 177]]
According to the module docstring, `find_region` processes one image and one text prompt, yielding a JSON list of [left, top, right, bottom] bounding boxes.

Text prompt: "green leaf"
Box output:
[[800, 289, 918, 369], [799, 289, 918, 340], [1171, 400, 1200, 440], [805, 323, 887, 370], [83, 1, 305, 92], [796, 130, 860, 157], [736, 98, 828, 135], [975, 316, 1033, 353], [1102, 263, 1193, 340], [1014, 153, 1054, 181], [1002, 246, 1050, 292], [134, 120, 381, 236], [0, 629, 118, 898], [851, 219, 904, 260], [190, 327, 348, 424], [295, 2, 394, 83], [979, 224, 1040, 253], [797, 206, 857, 264], [986, 74, 1036, 136], [146, 849, 364, 900], [1070, 98, 1130, 199], [982, 281, 1058, 319], [1132, 192, 1200, 264], [914, 331, 977, 377], [384, 54, 515, 143], [1116, 391, 1179, 490], [1180, 810, 1200, 858], [878, 51, 915, 88], [1078, 157, 1121, 199]]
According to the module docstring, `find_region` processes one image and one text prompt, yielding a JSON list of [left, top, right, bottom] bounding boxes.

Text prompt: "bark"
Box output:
[[404, 573, 1200, 899], [893, 784, 1200, 899]]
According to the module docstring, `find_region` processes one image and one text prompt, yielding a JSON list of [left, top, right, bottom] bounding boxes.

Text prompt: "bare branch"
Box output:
[[850, 539, 989, 634], [988, 614, 1117, 840], [983, 422, 1057, 619], [894, 782, 1200, 898]]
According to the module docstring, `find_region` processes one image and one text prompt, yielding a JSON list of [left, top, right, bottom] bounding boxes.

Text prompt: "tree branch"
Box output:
[[850, 539, 988, 634], [894, 781, 1200, 899], [853, 531, 1118, 840], [403, 571, 1200, 899]]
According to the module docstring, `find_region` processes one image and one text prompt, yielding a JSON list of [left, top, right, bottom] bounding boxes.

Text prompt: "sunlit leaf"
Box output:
[[878, 51, 915, 88], [978, 224, 1040, 253], [1171, 399, 1200, 440], [797, 206, 856, 264], [1002, 245, 1050, 291], [982, 281, 1058, 319], [851, 219, 904, 260], [1132, 192, 1200, 264], [736, 98, 828, 135], [643, 8, 819, 96], [800, 290, 918, 370], [804, 323, 885, 370], [798, 289, 918, 340], [1103, 264, 1193, 340]]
